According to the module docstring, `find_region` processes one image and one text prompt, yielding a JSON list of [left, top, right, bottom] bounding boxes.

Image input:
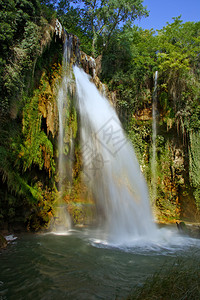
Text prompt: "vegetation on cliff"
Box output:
[[100, 17, 200, 221], [0, 0, 60, 230]]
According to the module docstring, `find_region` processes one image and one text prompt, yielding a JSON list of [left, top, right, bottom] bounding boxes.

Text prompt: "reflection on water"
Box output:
[[0, 227, 200, 300]]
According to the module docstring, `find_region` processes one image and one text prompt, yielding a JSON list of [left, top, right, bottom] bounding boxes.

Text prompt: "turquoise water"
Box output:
[[0, 228, 200, 300]]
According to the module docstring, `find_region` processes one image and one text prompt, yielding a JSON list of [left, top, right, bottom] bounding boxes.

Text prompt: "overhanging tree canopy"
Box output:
[[57, 0, 148, 56], [81, 0, 148, 56]]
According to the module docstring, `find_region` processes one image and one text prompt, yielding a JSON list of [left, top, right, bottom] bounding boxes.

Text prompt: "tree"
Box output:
[[156, 17, 200, 124], [75, 0, 148, 57], [0, 0, 42, 114], [101, 25, 157, 114]]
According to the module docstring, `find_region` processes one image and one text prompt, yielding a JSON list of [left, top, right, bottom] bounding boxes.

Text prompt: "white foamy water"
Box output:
[[55, 36, 73, 231], [73, 66, 158, 245], [5, 235, 18, 242], [89, 226, 200, 255], [151, 71, 158, 206]]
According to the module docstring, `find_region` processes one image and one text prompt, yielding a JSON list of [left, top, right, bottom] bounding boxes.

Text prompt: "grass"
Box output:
[[127, 255, 200, 300]]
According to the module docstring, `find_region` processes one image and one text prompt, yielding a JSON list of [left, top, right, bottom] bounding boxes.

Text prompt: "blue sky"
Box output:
[[135, 0, 200, 30]]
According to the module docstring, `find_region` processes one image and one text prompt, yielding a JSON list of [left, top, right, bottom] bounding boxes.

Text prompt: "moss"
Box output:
[[0, 233, 7, 249], [0, 22, 64, 231], [189, 131, 200, 209], [127, 114, 181, 222], [68, 202, 94, 225]]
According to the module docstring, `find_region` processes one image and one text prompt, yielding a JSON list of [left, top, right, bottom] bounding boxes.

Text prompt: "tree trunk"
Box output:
[[92, 31, 97, 58]]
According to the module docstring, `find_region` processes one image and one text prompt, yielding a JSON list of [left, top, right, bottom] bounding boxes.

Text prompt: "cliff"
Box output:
[[0, 17, 199, 233]]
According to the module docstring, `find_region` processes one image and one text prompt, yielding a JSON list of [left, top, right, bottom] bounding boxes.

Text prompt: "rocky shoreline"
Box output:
[[1, 222, 200, 250], [176, 222, 200, 239]]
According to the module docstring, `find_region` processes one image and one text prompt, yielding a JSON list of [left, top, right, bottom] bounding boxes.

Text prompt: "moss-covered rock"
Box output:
[[0, 233, 7, 249]]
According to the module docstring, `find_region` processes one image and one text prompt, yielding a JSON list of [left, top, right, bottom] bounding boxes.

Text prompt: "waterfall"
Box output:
[[151, 71, 158, 210], [57, 37, 72, 193], [54, 35, 73, 232], [73, 66, 157, 245]]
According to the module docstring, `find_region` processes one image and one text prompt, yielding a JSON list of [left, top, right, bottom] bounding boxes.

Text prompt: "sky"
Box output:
[[134, 0, 200, 31]]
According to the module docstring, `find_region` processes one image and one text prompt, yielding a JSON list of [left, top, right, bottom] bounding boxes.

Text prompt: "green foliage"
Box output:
[[19, 90, 55, 176], [101, 17, 200, 128], [0, 0, 16, 52], [101, 26, 158, 114], [2, 20, 42, 115], [0, 120, 45, 228], [20, 21, 42, 63], [189, 131, 200, 209], [156, 18, 200, 127], [100, 17, 200, 219], [63, 104, 78, 156], [68, 0, 148, 56], [0, 118, 41, 201], [0, 0, 58, 115], [127, 117, 151, 169], [26, 182, 55, 231], [68, 202, 92, 225], [0, 0, 61, 230], [57, 5, 93, 55], [155, 139, 181, 221], [128, 114, 181, 221], [40, 0, 57, 20]]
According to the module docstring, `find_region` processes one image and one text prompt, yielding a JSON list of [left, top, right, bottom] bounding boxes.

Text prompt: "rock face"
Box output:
[[38, 71, 59, 139], [176, 222, 200, 238], [2, 19, 197, 231], [79, 51, 117, 106], [54, 21, 116, 106], [58, 29, 199, 224], [80, 52, 96, 77], [0, 233, 7, 249], [36, 20, 200, 225]]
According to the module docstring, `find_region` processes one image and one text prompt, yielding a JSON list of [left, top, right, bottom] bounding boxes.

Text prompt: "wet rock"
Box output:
[[186, 224, 200, 238], [55, 19, 63, 39], [80, 51, 117, 106], [95, 55, 102, 77], [176, 221, 200, 238], [176, 221, 189, 234], [80, 51, 96, 77]]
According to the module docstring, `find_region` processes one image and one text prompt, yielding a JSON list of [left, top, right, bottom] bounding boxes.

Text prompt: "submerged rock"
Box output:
[[186, 224, 200, 238]]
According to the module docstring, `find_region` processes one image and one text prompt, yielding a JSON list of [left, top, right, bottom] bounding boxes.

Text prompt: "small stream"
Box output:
[[0, 227, 200, 300]]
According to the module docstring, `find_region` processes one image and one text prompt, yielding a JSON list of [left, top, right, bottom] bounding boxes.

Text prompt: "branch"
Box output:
[[105, 8, 122, 49]]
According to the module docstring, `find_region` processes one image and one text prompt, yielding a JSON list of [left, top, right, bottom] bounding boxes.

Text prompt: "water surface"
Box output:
[[1, 228, 200, 299]]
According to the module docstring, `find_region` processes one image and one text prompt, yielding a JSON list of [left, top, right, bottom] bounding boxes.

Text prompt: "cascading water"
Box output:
[[151, 71, 158, 210], [73, 66, 158, 245], [54, 34, 73, 232], [57, 36, 73, 192]]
